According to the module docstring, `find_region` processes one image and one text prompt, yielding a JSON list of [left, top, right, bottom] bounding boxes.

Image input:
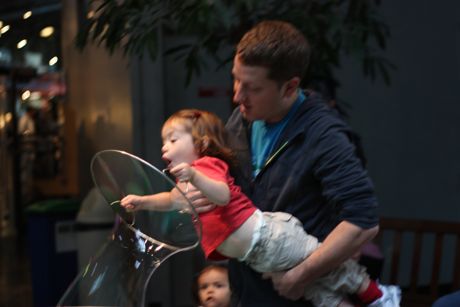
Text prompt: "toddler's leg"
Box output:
[[305, 259, 378, 306], [337, 299, 355, 307], [317, 258, 367, 294], [245, 212, 320, 272], [304, 283, 347, 307]]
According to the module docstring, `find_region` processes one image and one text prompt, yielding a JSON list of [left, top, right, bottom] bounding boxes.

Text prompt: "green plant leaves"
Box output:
[[76, 0, 394, 86]]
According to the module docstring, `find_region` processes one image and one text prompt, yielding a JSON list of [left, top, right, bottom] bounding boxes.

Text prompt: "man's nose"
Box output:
[[233, 84, 246, 104]]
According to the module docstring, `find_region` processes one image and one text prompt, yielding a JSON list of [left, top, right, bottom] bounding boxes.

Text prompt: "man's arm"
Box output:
[[264, 221, 379, 300]]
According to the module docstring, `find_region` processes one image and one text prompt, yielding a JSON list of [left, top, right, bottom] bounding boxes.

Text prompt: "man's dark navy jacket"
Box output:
[[225, 91, 379, 307]]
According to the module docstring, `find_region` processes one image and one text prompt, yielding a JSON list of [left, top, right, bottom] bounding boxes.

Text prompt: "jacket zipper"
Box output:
[[253, 140, 291, 181]]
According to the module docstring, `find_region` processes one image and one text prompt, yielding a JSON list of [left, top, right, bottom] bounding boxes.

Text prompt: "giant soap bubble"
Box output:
[[57, 150, 201, 306]]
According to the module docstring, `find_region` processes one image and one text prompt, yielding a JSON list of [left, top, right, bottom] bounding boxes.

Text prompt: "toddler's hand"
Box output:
[[120, 194, 143, 212], [170, 163, 195, 182]]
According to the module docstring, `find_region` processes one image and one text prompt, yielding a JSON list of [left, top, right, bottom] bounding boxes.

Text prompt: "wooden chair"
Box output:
[[378, 217, 460, 307]]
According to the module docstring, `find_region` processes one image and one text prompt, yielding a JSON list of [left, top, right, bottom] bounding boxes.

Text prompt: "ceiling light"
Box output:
[[49, 56, 58, 66], [17, 39, 27, 49], [40, 26, 54, 38], [22, 90, 31, 100], [23, 11, 32, 19], [1, 25, 10, 34]]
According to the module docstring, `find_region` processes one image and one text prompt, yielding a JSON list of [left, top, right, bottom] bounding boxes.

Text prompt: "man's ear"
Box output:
[[282, 77, 301, 98]]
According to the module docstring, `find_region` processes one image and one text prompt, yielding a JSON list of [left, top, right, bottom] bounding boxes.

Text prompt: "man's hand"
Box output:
[[262, 269, 306, 301], [170, 184, 216, 214]]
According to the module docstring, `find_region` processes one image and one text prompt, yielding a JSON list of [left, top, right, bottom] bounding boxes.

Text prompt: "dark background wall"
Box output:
[[337, 1, 460, 222], [335, 1, 460, 287]]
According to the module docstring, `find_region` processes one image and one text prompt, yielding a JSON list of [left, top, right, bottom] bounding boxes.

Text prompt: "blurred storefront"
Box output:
[[0, 0, 78, 237]]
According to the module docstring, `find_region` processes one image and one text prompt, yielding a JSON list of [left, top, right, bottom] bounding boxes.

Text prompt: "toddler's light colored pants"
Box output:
[[244, 211, 367, 307]]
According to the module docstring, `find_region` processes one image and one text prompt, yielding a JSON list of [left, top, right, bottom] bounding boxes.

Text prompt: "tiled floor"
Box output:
[[0, 234, 33, 307]]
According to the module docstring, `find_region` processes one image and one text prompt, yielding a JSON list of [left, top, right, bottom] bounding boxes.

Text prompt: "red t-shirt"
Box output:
[[191, 156, 256, 260]]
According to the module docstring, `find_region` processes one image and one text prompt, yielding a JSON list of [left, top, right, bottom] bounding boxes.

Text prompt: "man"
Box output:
[[224, 20, 379, 306]]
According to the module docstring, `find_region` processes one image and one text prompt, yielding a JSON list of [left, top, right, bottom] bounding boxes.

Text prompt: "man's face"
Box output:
[[232, 55, 290, 123]]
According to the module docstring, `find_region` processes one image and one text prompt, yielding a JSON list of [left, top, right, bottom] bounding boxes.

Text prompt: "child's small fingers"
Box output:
[[121, 201, 132, 208]]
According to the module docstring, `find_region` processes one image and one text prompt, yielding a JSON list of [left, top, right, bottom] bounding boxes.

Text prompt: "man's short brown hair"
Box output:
[[236, 20, 310, 85]]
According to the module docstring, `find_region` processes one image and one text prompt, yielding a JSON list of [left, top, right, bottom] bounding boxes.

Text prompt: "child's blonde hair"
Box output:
[[163, 109, 235, 166]]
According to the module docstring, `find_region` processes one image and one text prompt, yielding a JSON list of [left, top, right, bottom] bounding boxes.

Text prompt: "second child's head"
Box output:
[[194, 264, 231, 307], [161, 109, 234, 169]]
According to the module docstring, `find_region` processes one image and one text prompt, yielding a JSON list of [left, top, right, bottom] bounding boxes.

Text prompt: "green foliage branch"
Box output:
[[76, 0, 395, 86]]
